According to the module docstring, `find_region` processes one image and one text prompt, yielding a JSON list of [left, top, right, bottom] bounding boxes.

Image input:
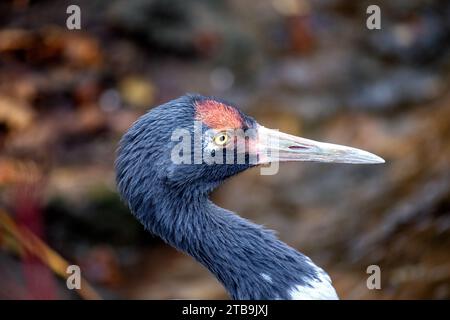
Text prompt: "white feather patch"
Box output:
[[288, 259, 339, 300]]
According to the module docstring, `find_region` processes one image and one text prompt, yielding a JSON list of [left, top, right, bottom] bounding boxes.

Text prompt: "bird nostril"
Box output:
[[289, 145, 308, 150]]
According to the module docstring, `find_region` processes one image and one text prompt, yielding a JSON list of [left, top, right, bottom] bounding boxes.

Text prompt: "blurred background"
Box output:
[[0, 0, 449, 299]]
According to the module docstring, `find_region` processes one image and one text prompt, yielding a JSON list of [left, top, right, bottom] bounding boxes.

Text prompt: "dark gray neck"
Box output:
[[137, 189, 323, 299]]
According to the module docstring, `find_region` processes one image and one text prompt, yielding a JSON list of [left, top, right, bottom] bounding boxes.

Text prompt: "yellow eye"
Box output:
[[213, 132, 230, 146]]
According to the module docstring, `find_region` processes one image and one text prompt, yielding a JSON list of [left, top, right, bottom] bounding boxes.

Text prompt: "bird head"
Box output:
[[116, 94, 384, 203]]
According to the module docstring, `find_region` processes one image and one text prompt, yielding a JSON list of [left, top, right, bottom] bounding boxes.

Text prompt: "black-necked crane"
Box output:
[[115, 94, 384, 299]]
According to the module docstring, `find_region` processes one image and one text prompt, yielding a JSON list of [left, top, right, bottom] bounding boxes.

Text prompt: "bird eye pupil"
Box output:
[[214, 133, 229, 146]]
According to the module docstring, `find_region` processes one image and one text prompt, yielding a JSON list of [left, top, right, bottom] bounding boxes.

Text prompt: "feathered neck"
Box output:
[[133, 187, 336, 299]]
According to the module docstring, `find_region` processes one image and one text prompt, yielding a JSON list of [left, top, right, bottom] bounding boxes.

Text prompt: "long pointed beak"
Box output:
[[256, 125, 385, 164]]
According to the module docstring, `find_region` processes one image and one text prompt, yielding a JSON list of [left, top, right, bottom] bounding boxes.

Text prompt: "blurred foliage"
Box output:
[[0, 209, 101, 299], [0, 0, 449, 299]]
